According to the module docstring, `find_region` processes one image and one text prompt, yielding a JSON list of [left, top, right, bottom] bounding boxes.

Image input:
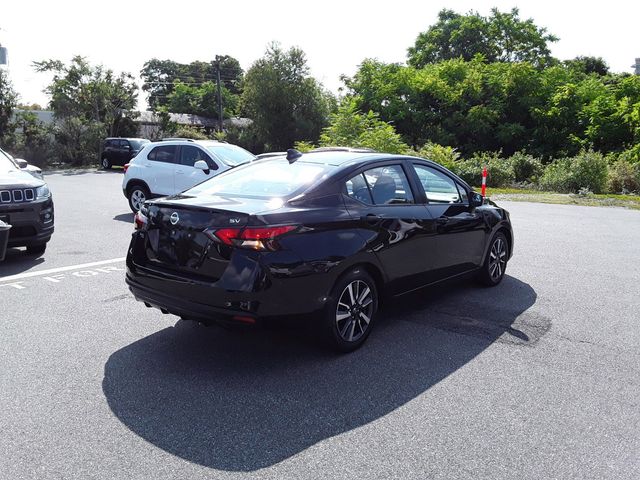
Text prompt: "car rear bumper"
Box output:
[[125, 253, 333, 323]]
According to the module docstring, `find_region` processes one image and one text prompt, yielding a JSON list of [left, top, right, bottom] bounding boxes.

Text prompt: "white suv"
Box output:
[[122, 139, 256, 212]]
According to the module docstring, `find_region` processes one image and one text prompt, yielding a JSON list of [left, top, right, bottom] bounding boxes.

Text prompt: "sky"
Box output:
[[1, 0, 639, 110]]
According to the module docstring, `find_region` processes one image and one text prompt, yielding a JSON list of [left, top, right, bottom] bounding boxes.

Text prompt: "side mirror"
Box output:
[[16, 159, 28, 169], [194, 160, 210, 174], [470, 192, 484, 207]]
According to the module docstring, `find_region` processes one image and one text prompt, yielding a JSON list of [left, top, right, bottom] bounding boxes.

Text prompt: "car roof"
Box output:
[[142, 139, 228, 147], [269, 150, 473, 191], [105, 137, 149, 141], [268, 150, 389, 167]]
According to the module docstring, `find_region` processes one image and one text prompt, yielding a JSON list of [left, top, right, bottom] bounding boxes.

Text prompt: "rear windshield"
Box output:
[[129, 139, 149, 150], [186, 159, 333, 198], [205, 144, 255, 166]]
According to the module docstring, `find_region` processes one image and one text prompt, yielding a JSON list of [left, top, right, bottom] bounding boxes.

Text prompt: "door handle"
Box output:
[[436, 216, 450, 224], [361, 214, 382, 224]]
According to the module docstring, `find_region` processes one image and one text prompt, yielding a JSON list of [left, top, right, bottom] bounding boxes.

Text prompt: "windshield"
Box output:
[[186, 159, 333, 199], [205, 144, 256, 166], [0, 149, 18, 173]]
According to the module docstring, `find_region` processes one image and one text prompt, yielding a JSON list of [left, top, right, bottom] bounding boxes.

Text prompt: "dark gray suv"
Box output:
[[101, 138, 149, 169], [0, 148, 54, 255]]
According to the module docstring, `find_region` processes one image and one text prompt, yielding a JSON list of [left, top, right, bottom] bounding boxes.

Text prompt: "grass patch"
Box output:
[[477, 187, 640, 210]]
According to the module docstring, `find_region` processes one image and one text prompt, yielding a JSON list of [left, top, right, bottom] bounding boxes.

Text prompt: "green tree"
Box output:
[[408, 8, 558, 68], [33, 56, 139, 165], [564, 56, 610, 76], [166, 81, 238, 119], [141, 56, 243, 112], [241, 43, 333, 151], [0, 69, 18, 144], [319, 101, 409, 154]]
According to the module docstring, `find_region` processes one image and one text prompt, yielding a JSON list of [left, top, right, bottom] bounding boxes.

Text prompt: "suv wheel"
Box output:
[[128, 185, 150, 212], [101, 157, 112, 170]]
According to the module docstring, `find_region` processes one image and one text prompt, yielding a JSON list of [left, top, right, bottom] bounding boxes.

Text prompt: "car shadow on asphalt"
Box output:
[[102, 274, 543, 472], [113, 213, 134, 223], [0, 248, 45, 276]]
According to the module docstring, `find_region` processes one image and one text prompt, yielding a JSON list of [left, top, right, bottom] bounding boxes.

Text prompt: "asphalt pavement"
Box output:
[[1, 170, 638, 479]]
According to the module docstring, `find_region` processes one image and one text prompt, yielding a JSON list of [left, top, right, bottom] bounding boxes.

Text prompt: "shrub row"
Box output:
[[422, 147, 640, 195]]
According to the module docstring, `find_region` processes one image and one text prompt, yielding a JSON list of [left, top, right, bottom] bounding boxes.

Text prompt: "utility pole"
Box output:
[[215, 59, 223, 131]]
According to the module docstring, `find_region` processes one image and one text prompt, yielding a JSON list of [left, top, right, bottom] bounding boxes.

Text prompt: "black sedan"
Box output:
[[126, 149, 513, 351]]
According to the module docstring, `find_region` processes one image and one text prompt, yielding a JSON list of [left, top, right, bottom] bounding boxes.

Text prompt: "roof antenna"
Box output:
[[286, 148, 302, 164]]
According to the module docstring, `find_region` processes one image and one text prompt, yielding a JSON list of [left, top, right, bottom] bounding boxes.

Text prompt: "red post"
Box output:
[[481, 166, 487, 197]]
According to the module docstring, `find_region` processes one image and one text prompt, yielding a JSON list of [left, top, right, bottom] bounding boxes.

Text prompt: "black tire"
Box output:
[[128, 184, 150, 213], [477, 232, 508, 286], [26, 243, 47, 256], [101, 157, 112, 170], [322, 267, 378, 352]]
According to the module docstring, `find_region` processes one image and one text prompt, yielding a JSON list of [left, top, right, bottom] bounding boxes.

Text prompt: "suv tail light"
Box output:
[[123, 163, 130, 173], [206, 225, 297, 251]]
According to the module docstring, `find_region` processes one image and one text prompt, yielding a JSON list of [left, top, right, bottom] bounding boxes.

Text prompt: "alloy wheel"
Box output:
[[131, 190, 146, 211], [335, 280, 374, 342], [489, 237, 507, 281]]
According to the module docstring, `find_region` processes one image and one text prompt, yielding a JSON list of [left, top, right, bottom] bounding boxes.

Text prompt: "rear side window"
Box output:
[[350, 165, 414, 205], [414, 164, 461, 203], [180, 145, 216, 169], [147, 145, 177, 164], [346, 173, 373, 204]]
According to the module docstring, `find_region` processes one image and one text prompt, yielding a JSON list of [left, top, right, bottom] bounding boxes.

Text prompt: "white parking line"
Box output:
[[0, 257, 126, 283]]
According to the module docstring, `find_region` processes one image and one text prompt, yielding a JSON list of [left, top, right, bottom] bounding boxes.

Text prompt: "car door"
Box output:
[[412, 163, 487, 279], [117, 140, 131, 166], [104, 139, 117, 163], [174, 145, 218, 192], [344, 162, 439, 293], [142, 145, 178, 195]]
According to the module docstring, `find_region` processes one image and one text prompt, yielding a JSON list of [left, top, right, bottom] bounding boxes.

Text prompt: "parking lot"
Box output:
[[1, 170, 639, 479]]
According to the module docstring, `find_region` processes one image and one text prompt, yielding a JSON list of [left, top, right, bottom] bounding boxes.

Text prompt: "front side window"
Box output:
[[147, 145, 177, 164], [180, 146, 215, 168], [354, 165, 414, 205], [414, 164, 461, 203]]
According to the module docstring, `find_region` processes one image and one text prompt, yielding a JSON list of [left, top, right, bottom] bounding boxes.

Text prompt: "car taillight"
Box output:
[[206, 225, 297, 251], [123, 163, 130, 173], [134, 210, 148, 230]]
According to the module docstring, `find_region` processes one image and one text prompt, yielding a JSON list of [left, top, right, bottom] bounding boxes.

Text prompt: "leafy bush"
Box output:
[[293, 141, 316, 152], [173, 125, 208, 140], [607, 159, 640, 193], [617, 145, 640, 165], [415, 142, 460, 170], [568, 150, 608, 193], [4, 112, 56, 167], [539, 150, 609, 193], [509, 151, 544, 183], [539, 158, 572, 192], [451, 152, 515, 187]]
